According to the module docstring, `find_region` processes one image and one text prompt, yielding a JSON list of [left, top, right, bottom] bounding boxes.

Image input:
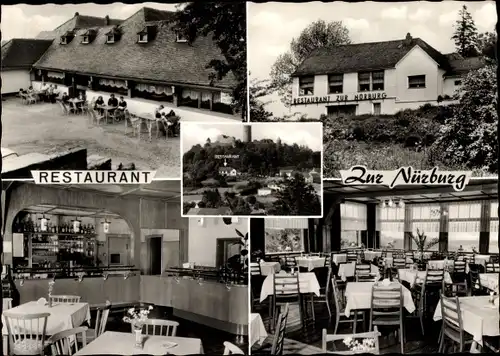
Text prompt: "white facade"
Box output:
[[291, 45, 463, 118], [219, 168, 237, 176], [258, 188, 272, 196], [1, 70, 32, 94]]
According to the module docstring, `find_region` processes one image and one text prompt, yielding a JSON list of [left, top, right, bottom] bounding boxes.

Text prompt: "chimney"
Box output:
[[74, 12, 79, 17], [404, 32, 412, 46], [105, 15, 110, 26], [243, 125, 251, 143]]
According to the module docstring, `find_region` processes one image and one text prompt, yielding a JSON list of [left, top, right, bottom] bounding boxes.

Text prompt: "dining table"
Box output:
[[250, 313, 268, 348], [259, 261, 281, 276], [295, 256, 325, 271], [97, 105, 117, 121], [397, 268, 453, 287], [434, 296, 500, 352], [337, 262, 380, 281], [134, 112, 164, 141], [259, 272, 320, 302], [479, 273, 499, 293], [73, 331, 204, 355], [332, 254, 347, 265]]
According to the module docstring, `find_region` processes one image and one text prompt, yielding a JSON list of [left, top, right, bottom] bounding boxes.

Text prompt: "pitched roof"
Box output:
[[445, 56, 487, 76], [219, 167, 235, 172], [292, 36, 450, 76], [1, 39, 53, 70], [34, 7, 236, 90]]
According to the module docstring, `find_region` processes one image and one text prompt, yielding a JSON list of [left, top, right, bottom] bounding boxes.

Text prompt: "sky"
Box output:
[[182, 123, 322, 153], [1, 3, 180, 41], [248, 1, 497, 116]]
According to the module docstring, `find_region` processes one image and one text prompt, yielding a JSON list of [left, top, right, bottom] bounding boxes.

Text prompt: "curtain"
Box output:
[[135, 83, 172, 95], [47, 71, 65, 79], [213, 92, 221, 103], [341, 202, 367, 231], [182, 89, 200, 99], [265, 218, 308, 229], [99, 78, 127, 88], [201, 92, 212, 102], [491, 201, 499, 232]]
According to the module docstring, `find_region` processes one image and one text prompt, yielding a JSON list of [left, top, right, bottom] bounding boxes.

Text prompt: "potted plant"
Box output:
[[411, 229, 439, 270]]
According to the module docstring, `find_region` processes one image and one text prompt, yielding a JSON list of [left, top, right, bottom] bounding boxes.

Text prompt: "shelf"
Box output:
[[20, 232, 97, 237]]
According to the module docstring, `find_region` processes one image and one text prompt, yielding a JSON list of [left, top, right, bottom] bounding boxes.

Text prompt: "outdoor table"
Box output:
[[363, 250, 382, 261], [397, 268, 453, 287], [479, 273, 499, 293], [73, 331, 204, 355], [250, 313, 267, 347], [259, 261, 281, 276], [295, 256, 325, 271], [135, 112, 162, 141], [344, 281, 416, 317], [259, 272, 320, 302], [434, 296, 500, 352], [332, 254, 347, 265], [98, 105, 117, 121], [337, 262, 380, 282]]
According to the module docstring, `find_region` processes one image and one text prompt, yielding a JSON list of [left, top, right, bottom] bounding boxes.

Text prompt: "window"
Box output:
[[341, 202, 367, 248], [328, 74, 343, 94], [358, 71, 385, 92], [299, 76, 314, 96], [138, 34, 148, 43], [448, 202, 481, 252], [106, 35, 115, 43], [490, 201, 499, 253], [408, 75, 426, 88], [265, 228, 305, 253], [377, 205, 405, 249], [82, 36, 89, 44], [60, 37, 67, 45], [410, 204, 440, 251], [373, 103, 381, 115], [454, 80, 462, 86], [176, 33, 188, 43]]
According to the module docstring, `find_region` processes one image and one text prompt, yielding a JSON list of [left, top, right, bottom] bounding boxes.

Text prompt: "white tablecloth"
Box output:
[[364, 251, 382, 261], [260, 272, 320, 302], [250, 313, 267, 347], [344, 281, 416, 317], [332, 254, 347, 265], [296, 257, 325, 271], [474, 255, 492, 266], [2, 301, 91, 336], [337, 262, 380, 282], [397, 269, 452, 287], [480, 273, 499, 293], [74, 331, 204, 355], [260, 261, 281, 276], [433, 296, 500, 345]]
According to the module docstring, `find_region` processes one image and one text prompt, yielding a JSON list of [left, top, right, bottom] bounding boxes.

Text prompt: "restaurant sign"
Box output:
[[292, 92, 387, 105]]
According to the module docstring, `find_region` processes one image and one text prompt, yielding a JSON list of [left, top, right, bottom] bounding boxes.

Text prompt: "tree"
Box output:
[[173, 2, 247, 119], [201, 189, 223, 208], [269, 20, 351, 107], [430, 65, 497, 173], [249, 76, 273, 122], [269, 173, 321, 215], [451, 5, 479, 57], [477, 31, 497, 62]]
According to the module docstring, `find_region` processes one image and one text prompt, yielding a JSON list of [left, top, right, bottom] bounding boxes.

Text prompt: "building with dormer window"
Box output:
[[291, 33, 487, 118]]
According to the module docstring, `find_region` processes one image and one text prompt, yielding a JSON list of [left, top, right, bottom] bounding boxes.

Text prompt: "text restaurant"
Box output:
[[250, 178, 499, 354], [291, 33, 486, 118], [1, 181, 249, 355], [30, 8, 239, 122]]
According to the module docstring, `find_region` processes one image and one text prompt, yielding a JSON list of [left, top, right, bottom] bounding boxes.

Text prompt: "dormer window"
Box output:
[[176, 33, 188, 43], [60, 31, 74, 45], [106, 34, 115, 43], [82, 36, 89, 44], [81, 29, 96, 44], [105, 26, 121, 44], [60, 36, 67, 45], [138, 33, 148, 43]]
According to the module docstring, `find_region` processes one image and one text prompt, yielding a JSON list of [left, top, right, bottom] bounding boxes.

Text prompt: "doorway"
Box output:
[[146, 235, 163, 275], [215, 238, 241, 269]]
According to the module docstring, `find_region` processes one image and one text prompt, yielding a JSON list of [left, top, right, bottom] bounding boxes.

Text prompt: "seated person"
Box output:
[[94, 96, 105, 114], [61, 93, 70, 104], [116, 96, 127, 119], [159, 110, 180, 137], [155, 104, 165, 118], [27, 86, 34, 94], [107, 94, 118, 114], [19, 88, 27, 96]]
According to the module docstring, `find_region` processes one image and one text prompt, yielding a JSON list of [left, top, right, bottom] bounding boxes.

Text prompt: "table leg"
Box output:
[[147, 121, 153, 141], [156, 121, 160, 139]]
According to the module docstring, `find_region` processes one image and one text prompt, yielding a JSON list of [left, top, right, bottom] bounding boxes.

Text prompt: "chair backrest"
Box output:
[[49, 295, 81, 303], [48, 326, 88, 355], [404, 252, 413, 259], [3, 311, 50, 355], [370, 283, 403, 325], [453, 260, 466, 274], [322, 326, 381, 355], [469, 269, 482, 290], [331, 276, 345, 312], [138, 319, 179, 336], [250, 262, 262, 276], [95, 302, 112, 337], [271, 303, 289, 355], [355, 263, 372, 282], [284, 256, 297, 269], [490, 255, 500, 263], [324, 253, 332, 268], [485, 263, 499, 273], [347, 252, 357, 262], [424, 269, 444, 286], [440, 294, 464, 341], [223, 341, 245, 355], [393, 258, 406, 269], [273, 273, 300, 298], [3, 297, 13, 310]]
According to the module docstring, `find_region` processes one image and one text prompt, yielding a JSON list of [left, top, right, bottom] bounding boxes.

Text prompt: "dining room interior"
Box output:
[[249, 178, 499, 354], [1, 180, 249, 355]]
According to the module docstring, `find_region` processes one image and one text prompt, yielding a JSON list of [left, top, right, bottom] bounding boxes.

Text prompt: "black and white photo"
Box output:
[[181, 122, 323, 217], [248, 1, 497, 177]]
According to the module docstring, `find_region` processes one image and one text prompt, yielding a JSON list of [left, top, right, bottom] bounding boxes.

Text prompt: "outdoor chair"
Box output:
[[125, 113, 142, 139]]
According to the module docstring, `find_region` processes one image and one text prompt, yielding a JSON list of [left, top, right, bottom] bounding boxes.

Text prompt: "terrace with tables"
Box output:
[[250, 179, 499, 354], [1, 181, 248, 355]]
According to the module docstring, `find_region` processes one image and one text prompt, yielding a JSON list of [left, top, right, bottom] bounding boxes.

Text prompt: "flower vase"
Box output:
[[134, 328, 143, 349]]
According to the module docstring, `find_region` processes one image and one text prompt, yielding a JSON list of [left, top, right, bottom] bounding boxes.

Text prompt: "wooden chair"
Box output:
[[347, 252, 357, 263], [77, 302, 111, 344], [272, 273, 302, 330], [443, 280, 467, 297], [283, 256, 297, 272], [57, 100, 68, 115], [355, 263, 374, 282], [332, 276, 364, 334], [393, 258, 406, 269], [137, 319, 179, 336], [310, 266, 332, 319], [250, 262, 262, 276], [223, 341, 245, 355], [369, 283, 405, 354], [271, 303, 289, 355], [49, 295, 81, 304], [3, 297, 13, 310], [48, 326, 88, 355], [485, 262, 499, 273], [3, 311, 50, 355], [324, 253, 332, 268], [469, 269, 488, 296], [322, 327, 381, 355], [438, 294, 473, 352]]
